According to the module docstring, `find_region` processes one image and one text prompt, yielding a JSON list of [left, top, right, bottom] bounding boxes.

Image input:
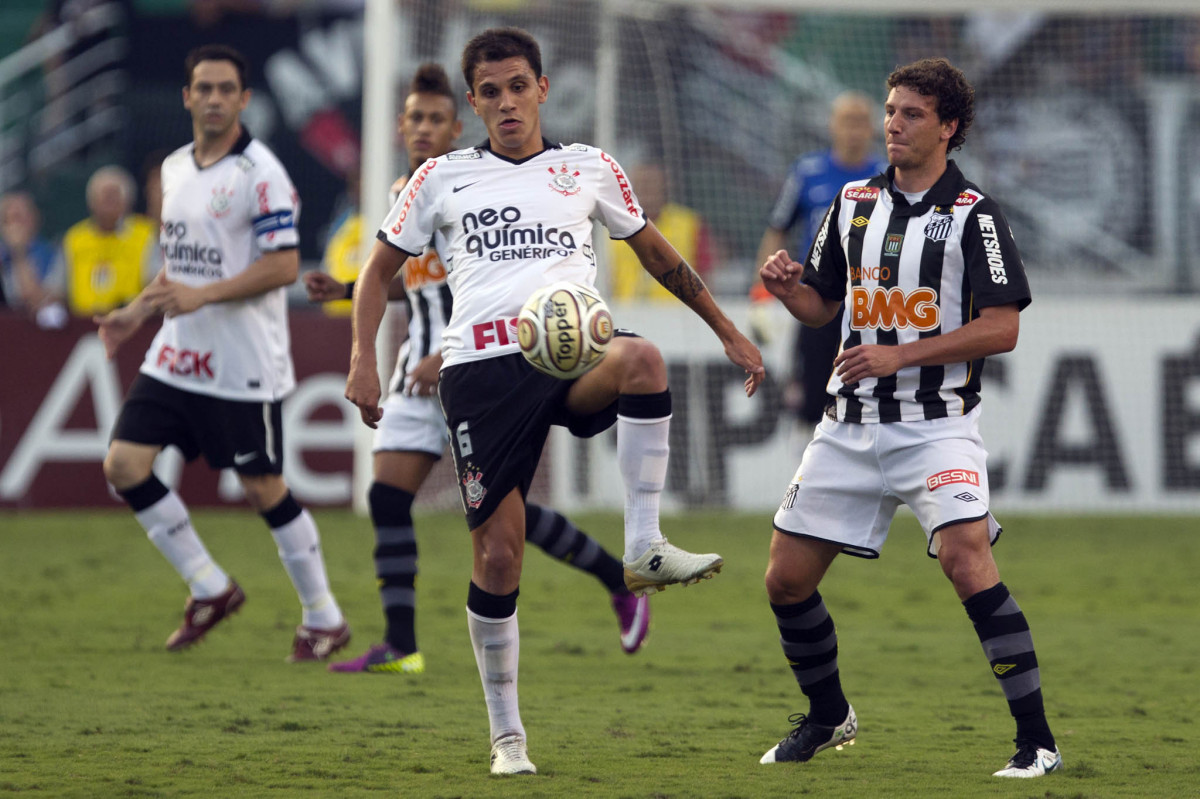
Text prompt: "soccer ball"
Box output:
[[517, 282, 614, 379]]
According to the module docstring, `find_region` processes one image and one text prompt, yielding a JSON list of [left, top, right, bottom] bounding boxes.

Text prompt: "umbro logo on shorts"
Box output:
[[954, 491, 979, 502]]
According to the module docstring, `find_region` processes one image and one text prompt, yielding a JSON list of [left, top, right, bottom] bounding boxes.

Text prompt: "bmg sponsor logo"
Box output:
[[849, 286, 939, 331]]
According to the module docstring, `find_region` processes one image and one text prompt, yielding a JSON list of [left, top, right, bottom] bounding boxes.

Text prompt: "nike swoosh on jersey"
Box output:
[[452, 181, 480, 193], [233, 452, 257, 465]]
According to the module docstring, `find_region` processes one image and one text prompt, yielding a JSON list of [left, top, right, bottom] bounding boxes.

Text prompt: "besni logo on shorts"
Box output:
[[548, 164, 581, 196], [461, 462, 486, 509]]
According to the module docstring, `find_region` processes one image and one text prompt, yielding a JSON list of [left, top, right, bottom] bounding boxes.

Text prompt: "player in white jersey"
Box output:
[[94, 45, 350, 662], [757, 58, 1060, 779], [304, 64, 649, 675], [346, 28, 764, 775]]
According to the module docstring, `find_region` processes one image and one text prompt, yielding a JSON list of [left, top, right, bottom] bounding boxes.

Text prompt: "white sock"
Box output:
[[136, 490, 229, 599], [617, 413, 670, 561], [270, 509, 343, 629], [467, 608, 524, 743]]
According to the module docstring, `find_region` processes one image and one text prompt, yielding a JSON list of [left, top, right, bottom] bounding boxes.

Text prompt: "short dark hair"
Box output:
[[886, 57, 974, 152], [184, 44, 249, 91], [410, 62, 457, 115], [461, 27, 542, 93]]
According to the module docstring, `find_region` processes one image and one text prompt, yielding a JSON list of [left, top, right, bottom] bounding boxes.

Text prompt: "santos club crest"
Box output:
[[548, 164, 582, 196]]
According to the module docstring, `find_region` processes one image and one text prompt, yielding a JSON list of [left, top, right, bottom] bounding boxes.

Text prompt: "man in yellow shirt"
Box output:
[[609, 162, 719, 301], [56, 165, 158, 316]]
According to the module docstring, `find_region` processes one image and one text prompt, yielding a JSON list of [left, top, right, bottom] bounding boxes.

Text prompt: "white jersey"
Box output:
[[142, 129, 300, 401], [384, 175, 453, 396], [376, 140, 646, 369]]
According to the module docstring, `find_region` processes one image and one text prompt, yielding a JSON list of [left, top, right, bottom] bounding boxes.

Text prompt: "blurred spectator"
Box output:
[[139, 150, 170, 226], [610, 162, 720, 301], [317, 168, 362, 316], [0, 191, 67, 328], [56, 165, 158, 317], [752, 91, 886, 431]]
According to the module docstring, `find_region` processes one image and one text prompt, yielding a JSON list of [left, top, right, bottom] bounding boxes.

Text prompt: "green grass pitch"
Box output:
[[2, 509, 1197, 797]]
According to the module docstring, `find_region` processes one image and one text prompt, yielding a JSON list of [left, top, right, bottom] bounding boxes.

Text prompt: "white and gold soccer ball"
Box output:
[[517, 281, 614, 380]]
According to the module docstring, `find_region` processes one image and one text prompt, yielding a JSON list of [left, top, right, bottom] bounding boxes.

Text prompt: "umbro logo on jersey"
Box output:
[[851, 216, 870, 227], [453, 181, 480, 193]]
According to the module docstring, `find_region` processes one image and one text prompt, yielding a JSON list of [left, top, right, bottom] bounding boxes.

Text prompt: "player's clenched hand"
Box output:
[[721, 327, 766, 397], [345, 364, 384, 428], [304, 271, 348, 303], [758, 249, 803, 299], [404, 353, 442, 397], [93, 307, 140, 359], [834, 344, 903, 385], [142, 272, 205, 317]]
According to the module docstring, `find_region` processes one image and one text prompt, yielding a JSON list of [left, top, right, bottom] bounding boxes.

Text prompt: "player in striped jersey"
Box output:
[[96, 45, 350, 662], [348, 28, 763, 775], [757, 58, 1060, 778], [305, 64, 649, 675]]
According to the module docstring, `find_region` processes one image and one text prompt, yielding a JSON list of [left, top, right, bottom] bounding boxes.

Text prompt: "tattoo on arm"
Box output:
[[656, 261, 705, 301]]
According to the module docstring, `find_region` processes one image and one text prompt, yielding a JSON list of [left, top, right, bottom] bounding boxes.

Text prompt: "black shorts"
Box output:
[[111, 374, 285, 476], [438, 352, 617, 528]]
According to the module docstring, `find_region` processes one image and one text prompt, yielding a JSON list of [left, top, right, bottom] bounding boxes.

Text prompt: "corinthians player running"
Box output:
[[757, 58, 1059, 778], [96, 45, 350, 662], [346, 27, 764, 774], [307, 64, 651, 675]]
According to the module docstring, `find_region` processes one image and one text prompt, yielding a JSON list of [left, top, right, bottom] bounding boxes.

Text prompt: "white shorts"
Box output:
[[772, 407, 1000, 559], [372, 390, 448, 457]]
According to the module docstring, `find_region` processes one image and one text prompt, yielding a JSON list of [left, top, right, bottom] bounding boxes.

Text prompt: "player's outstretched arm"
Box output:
[[759, 249, 841, 328], [625, 222, 765, 396], [347, 240, 409, 427], [142, 249, 299, 317]]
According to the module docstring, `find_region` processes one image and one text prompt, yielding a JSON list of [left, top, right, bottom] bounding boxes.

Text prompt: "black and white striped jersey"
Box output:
[[802, 160, 1031, 423], [388, 245, 454, 395]]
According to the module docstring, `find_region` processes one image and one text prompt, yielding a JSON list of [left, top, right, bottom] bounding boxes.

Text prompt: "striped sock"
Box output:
[[772, 591, 849, 725], [964, 582, 1055, 750], [525, 503, 626, 594], [368, 482, 418, 654]]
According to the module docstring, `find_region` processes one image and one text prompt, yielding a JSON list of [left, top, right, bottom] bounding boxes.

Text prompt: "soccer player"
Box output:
[[305, 64, 650, 675], [752, 92, 887, 434], [95, 44, 351, 662], [346, 27, 764, 774], [757, 58, 1061, 778]]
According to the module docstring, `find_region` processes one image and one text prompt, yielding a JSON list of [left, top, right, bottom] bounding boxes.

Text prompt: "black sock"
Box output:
[[368, 482, 418, 654], [525, 503, 626, 594], [964, 582, 1055, 750], [772, 591, 849, 725]]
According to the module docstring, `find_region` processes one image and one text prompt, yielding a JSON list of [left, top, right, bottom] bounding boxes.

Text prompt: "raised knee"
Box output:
[[103, 449, 150, 491], [613, 338, 666, 393]]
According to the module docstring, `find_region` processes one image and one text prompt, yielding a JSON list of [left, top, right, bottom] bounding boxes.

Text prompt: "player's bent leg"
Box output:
[[940, 521, 1059, 777], [524, 504, 650, 653], [106, 440, 239, 649], [761, 529, 855, 764], [330, 451, 435, 675], [245, 476, 349, 661], [569, 338, 722, 594]]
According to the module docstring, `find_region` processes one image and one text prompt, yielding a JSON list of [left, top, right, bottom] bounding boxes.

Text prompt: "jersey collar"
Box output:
[[191, 126, 254, 170], [881, 159, 966, 217], [475, 137, 562, 165]]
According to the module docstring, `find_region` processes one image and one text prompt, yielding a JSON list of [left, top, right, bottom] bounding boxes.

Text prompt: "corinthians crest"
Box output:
[[460, 462, 487, 509], [548, 164, 581, 196], [209, 186, 235, 218]]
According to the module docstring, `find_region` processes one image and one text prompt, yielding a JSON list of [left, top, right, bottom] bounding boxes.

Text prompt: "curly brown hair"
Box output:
[[886, 58, 974, 152]]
